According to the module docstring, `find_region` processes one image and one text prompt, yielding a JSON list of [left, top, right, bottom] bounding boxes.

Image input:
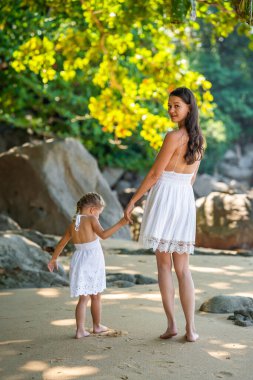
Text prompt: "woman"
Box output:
[[124, 87, 204, 342]]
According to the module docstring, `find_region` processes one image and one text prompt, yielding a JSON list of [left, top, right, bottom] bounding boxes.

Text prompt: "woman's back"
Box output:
[[164, 132, 199, 174]]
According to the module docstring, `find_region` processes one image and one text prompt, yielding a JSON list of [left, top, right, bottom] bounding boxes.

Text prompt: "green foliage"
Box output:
[[0, 0, 253, 173]]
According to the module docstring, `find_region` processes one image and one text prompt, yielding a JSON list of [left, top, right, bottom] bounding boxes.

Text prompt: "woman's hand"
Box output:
[[47, 259, 58, 272], [124, 201, 135, 224]]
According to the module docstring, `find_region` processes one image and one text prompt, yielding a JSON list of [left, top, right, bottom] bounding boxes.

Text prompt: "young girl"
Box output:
[[125, 87, 204, 342], [48, 192, 128, 339]]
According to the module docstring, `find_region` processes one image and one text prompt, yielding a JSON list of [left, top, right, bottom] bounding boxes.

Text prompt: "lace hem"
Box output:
[[70, 285, 106, 298], [140, 235, 195, 254]]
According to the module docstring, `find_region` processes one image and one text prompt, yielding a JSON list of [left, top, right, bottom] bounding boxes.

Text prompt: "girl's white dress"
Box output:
[[139, 144, 197, 255], [69, 215, 106, 298]]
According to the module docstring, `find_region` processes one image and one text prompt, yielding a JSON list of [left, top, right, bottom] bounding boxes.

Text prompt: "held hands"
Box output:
[[119, 216, 130, 226], [124, 201, 135, 224], [47, 259, 58, 272]]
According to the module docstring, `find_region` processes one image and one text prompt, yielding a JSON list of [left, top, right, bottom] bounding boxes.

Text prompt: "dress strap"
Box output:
[[74, 214, 86, 231], [173, 132, 185, 173]]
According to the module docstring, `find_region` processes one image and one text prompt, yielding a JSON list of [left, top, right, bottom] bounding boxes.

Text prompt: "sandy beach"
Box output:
[[1, 239, 253, 380]]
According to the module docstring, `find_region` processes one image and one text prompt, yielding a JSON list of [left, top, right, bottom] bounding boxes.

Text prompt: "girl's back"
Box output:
[[70, 215, 97, 244]]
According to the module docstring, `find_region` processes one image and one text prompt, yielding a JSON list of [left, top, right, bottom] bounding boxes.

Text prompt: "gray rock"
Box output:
[[199, 295, 253, 314], [108, 280, 135, 288], [218, 162, 252, 182], [0, 233, 68, 288], [228, 309, 253, 327], [196, 191, 253, 249], [0, 214, 21, 231], [115, 180, 132, 193], [118, 187, 136, 208], [0, 138, 130, 239], [223, 149, 239, 164], [106, 272, 157, 288], [102, 167, 124, 188], [193, 174, 227, 198]]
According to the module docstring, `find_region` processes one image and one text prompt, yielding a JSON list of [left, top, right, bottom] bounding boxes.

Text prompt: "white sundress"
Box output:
[[69, 215, 106, 298], [139, 139, 197, 255]]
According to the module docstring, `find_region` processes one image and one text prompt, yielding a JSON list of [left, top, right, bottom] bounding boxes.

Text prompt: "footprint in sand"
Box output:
[[216, 371, 233, 378], [92, 329, 128, 337]]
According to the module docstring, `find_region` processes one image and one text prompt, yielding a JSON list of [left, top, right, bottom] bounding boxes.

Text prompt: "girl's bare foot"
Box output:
[[160, 327, 178, 339], [93, 324, 108, 334], [185, 332, 199, 342], [75, 329, 90, 339]]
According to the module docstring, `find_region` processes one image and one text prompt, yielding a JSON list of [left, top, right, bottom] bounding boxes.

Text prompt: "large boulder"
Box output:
[[0, 138, 130, 239], [0, 233, 68, 288], [193, 174, 230, 198], [0, 214, 21, 231], [196, 191, 253, 249]]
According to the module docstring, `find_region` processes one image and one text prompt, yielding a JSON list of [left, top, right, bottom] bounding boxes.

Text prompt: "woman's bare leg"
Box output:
[[90, 293, 108, 333], [75, 295, 90, 338], [172, 253, 199, 342], [156, 251, 177, 338]]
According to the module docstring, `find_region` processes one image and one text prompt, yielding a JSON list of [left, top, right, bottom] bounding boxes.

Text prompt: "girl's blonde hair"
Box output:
[[75, 192, 106, 215]]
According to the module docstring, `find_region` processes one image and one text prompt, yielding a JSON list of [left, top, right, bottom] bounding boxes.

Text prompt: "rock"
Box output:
[[0, 233, 68, 288], [1, 229, 61, 249], [108, 280, 135, 288], [130, 206, 144, 241], [0, 214, 21, 231], [228, 309, 253, 327], [0, 138, 130, 239], [218, 162, 252, 183], [118, 187, 136, 208], [102, 167, 124, 188], [199, 295, 253, 313], [193, 174, 230, 198], [115, 180, 132, 193], [196, 191, 253, 249], [106, 272, 157, 288], [223, 149, 239, 165], [199, 295, 253, 314], [0, 125, 42, 154]]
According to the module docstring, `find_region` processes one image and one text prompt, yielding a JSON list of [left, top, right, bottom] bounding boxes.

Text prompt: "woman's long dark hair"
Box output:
[[169, 87, 204, 164]]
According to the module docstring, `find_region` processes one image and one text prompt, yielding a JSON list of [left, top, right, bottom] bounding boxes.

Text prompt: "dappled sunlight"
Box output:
[[222, 343, 247, 350], [136, 306, 163, 314], [84, 355, 108, 361], [233, 291, 253, 297], [102, 293, 134, 300], [21, 361, 48, 372], [0, 292, 14, 297], [106, 265, 125, 270], [37, 289, 61, 298], [223, 265, 244, 271], [51, 319, 76, 326], [0, 340, 31, 346], [208, 282, 232, 290], [206, 350, 230, 360], [232, 279, 250, 284], [42, 365, 99, 379], [195, 288, 205, 294]]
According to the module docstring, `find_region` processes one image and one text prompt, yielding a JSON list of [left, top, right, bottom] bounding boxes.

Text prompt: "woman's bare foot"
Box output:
[[160, 327, 178, 339], [185, 332, 199, 342], [75, 329, 90, 339], [93, 324, 108, 334]]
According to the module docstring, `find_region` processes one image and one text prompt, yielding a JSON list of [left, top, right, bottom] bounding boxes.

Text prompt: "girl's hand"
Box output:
[[124, 201, 135, 224], [47, 259, 58, 272], [119, 216, 129, 226]]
